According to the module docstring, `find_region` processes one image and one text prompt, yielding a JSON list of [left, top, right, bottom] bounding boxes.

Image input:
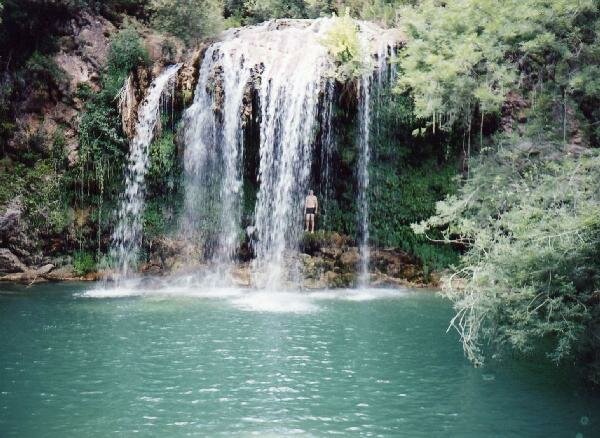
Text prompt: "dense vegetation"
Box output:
[[405, 0, 600, 383], [0, 0, 599, 382]]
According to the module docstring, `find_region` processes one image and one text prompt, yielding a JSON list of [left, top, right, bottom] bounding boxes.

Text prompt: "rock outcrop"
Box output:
[[14, 12, 117, 165], [0, 248, 28, 273], [0, 201, 22, 242], [298, 232, 429, 288]]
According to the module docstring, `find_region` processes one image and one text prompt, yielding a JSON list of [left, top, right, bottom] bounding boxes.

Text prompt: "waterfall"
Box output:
[[179, 44, 252, 278], [356, 36, 399, 286], [111, 64, 181, 279], [356, 74, 372, 286], [181, 20, 336, 286], [181, 19, 399, 288], [319, 79, 336, 224]]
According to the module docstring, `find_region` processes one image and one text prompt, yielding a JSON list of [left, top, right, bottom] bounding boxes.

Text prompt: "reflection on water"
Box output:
[[0, 282, 598, 437]]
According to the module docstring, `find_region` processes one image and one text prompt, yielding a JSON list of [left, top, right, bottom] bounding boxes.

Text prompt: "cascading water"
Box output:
[[356, 33, 399, 286], [356, 74, 372, 286], [318, 79, 336, 225], [181, 19, 400, 288], [111, 64, 181, 279], [179, 45, 252, 283]]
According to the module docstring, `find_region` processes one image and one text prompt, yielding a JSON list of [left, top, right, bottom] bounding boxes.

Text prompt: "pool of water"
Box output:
[[1, 281, 598, 437]]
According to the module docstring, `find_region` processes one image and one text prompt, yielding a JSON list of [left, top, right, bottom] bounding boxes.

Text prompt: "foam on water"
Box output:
[[78, 281, 411, 313], [230, 291, 320, 313]]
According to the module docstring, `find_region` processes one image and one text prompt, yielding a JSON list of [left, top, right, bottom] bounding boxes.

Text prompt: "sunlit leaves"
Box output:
[[321, 10, 369, 81]]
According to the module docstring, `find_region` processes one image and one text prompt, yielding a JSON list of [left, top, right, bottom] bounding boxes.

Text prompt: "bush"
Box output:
[[78, 25, 150, 201], [107, 25, 151, 75], [73, 250, 97, 276], [397, 0, 600, 141], [241, 0, 308, 23], [149, 0, 224, 43], [321, 10, 367, 81], [147, 131, 178, 192], [25, 51, 65, 89]]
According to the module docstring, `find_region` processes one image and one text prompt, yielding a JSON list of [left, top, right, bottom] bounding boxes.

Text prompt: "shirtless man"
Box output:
[[304, 190, 318, 233]]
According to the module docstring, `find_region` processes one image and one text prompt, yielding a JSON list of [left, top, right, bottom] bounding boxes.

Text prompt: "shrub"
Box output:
[[25, 51, 65, 89], [107, 25, 151, 76], [147, 131, 177, 191], [149, 0, 224, 43], [73, 250, 97, 276], [321, 10, 367, 81]]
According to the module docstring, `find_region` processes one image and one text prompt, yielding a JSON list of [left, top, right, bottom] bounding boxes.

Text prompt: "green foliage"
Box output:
[[415, 139, 600, 382], [369, 160, 459, 269], [78, 26, 150, 199], [321, 10, 368, 81], [25, 51, 65, 88], [241, 0, 308, 23], [397, 0, 598, 134], [149, 0, 224, 43], [0, 157, 70, 236], [143, 202, 167, 239], [366, 89, 460, 269], [107, 25, 151, 76], [74, 26, 151, 251], [317, 84, 459, 270], [50, 129, 69, 171], [72, 250, 96, 275], [147, 131, 177, 190]]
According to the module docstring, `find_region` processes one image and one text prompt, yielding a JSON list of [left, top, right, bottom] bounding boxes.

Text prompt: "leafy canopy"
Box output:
[[397, 0, 597, 131], [149, 0, 225, 43]]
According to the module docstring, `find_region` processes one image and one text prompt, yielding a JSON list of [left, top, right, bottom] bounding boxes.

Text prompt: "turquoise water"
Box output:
[[1, 282, 598, 437]]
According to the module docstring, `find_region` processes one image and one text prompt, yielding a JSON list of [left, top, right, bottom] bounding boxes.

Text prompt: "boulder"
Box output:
[[0, 202, 22, 239], [0, 271, 47, 283], [0, 248, 28, 273], [45, 264, 77, 281], [231, 265, 251, 287], [36, 264, 55, 275], [339, 247, 360, 268], [319, 246, 342, 259]]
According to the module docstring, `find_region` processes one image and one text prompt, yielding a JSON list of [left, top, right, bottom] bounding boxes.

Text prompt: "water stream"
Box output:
[[111, 64, 181, 279]]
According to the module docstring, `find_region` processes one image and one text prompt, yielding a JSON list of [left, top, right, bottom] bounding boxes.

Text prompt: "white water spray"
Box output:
[[111, 64, 181, 278]]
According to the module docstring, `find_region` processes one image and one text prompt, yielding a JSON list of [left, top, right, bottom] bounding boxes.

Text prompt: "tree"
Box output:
[[413, 138, 600, 382], [397, 0, 598, 137], [149, 0, 225, 43]]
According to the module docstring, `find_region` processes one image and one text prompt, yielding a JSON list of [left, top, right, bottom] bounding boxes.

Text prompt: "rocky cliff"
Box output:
[[0, 9, 199, 282]]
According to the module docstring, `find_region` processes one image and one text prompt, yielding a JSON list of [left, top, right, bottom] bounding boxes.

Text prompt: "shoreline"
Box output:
[[0, 269, 440, 290]]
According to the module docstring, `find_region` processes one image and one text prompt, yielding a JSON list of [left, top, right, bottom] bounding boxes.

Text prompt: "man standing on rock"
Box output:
[[304, 189, 318, 233]]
